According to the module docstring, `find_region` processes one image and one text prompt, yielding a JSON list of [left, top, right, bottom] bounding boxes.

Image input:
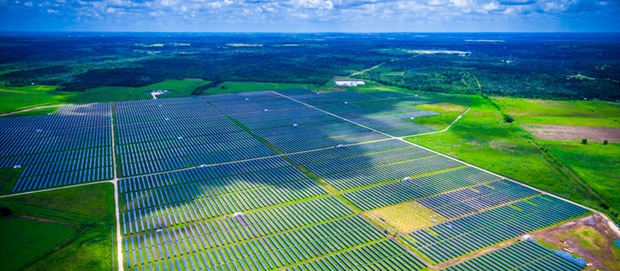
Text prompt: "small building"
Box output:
[[335, 80, 366, 87]]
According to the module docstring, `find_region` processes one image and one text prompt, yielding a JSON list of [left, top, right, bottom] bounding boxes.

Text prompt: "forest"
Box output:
[[0, 32, 619, 100]]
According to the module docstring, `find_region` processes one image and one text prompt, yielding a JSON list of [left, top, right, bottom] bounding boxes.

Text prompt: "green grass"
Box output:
[[6, 106, 61, 117], [412, 103, 469, 130], [0, 183, 116, 270], [0, 217, 76, 271], [543, 141, 620, 212], [205, 81, 314, 95], [0, 84, 74, 114], [405, 94, 602, 209], [0, 167, 23, 195], [69, 79, 209, 104], [0, 79, 210, 114], [494, 97, 620, 127]]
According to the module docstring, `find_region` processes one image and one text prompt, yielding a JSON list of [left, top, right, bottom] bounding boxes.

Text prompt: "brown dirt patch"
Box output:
[[529, 213, 620, 271], [524, 124, 620, 142]]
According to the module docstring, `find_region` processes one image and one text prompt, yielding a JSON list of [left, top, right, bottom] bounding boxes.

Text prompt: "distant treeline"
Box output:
[[1, 33, 619, 100], [191, 81, 223, 95]]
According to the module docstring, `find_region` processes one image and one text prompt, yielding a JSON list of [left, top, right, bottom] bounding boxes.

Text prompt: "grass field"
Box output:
[[494, 97, 620, 127], [543, 141, 620, 213], [413, 103, 469, 130], [0, 167, 23, 195], [0, 84, 73, 114], [365, 201, 446, 233], [0, 79, 210, 114], [0, 217, 76, 271], [0, 183, 116, 270], [69, 79, 209, 104], [404, 94, 603, 210], [205, 81, 314, 95]]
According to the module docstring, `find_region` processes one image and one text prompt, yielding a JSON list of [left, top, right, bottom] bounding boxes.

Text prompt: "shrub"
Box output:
[[0, 206, 12, 216]]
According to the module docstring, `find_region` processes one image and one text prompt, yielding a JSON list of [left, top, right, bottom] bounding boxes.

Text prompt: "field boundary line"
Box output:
[[0, 104, 66, 117], [110, 102, 124, 271], [0, 180, 114, 199]]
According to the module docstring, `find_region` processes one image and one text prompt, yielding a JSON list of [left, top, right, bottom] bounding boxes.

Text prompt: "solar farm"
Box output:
[[0, 88, 591, 270]]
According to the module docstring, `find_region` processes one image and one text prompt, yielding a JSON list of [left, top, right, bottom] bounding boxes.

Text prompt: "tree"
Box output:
[[0, 206, 11, 216], [581, 138, 588, 145], [504, 115, 514, 123], [604, 140, 608, 145]]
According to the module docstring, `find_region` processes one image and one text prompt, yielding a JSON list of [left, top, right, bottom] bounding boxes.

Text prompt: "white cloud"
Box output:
[[483, 1, 501, 11], [292, 0, 333, 10], [47, 8, 59, 13], [451, 0, 470, 8]]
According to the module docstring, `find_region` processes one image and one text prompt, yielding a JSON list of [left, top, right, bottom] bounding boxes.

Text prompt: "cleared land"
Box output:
[[530, 213, 620, 270], [523, 124, 620, 142], [0, 183, 115, 271], [0, 216, 76, 271]]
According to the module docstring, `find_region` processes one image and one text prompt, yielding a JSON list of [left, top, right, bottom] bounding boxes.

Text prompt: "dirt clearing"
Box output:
[[523, 124, 620, 142], [530, 213, 620, 270]]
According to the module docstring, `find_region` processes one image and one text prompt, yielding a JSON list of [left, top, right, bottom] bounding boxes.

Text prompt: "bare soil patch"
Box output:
[[524, 124, 620, 142], [530, 213, 620, 271]]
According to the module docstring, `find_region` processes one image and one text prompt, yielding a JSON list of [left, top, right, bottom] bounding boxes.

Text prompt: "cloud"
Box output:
[[0, 0, 617, 31], [292, 0, 333, 10]]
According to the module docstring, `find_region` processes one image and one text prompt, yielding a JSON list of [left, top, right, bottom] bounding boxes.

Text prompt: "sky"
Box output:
[[0, 0, 619, 32]]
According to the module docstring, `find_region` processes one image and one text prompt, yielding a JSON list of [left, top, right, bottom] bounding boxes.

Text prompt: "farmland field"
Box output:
[[0, 86, 604, 270], [0, 183, 115, 271], [0, 216, 76, 271]]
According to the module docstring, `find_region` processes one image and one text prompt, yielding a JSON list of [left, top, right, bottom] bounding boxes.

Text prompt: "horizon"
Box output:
[[1, 0, 619, 33], [1, 30, 619, 35]]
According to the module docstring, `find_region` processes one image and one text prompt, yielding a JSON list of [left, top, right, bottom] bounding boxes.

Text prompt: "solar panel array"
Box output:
[[278, 89, 439, 137], [443, 240, 585, 271], [115, 97, 276, 177], [0, 88, 590, 270], [0, 104, 114, 192]]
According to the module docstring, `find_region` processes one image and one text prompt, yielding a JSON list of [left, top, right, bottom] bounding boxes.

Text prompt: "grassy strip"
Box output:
[[204, 81, 313, 95], [0, 167, 23, 195], [543, 141, 620, 220], [495, 97, 620, 127], [2, 106, 61, 117], [0, 182, 116, 271], [413, 103, 469, 130], [0, 79, 209, 114], [0, 84, 72, 114], [0, 216, 76, 271]]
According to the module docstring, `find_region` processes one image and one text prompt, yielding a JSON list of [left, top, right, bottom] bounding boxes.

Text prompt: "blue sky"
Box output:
[[1, 0, 618, 32]]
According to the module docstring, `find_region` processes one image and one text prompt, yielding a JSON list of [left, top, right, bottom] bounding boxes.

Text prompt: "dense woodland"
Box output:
[[1, 33, 619, 100]]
